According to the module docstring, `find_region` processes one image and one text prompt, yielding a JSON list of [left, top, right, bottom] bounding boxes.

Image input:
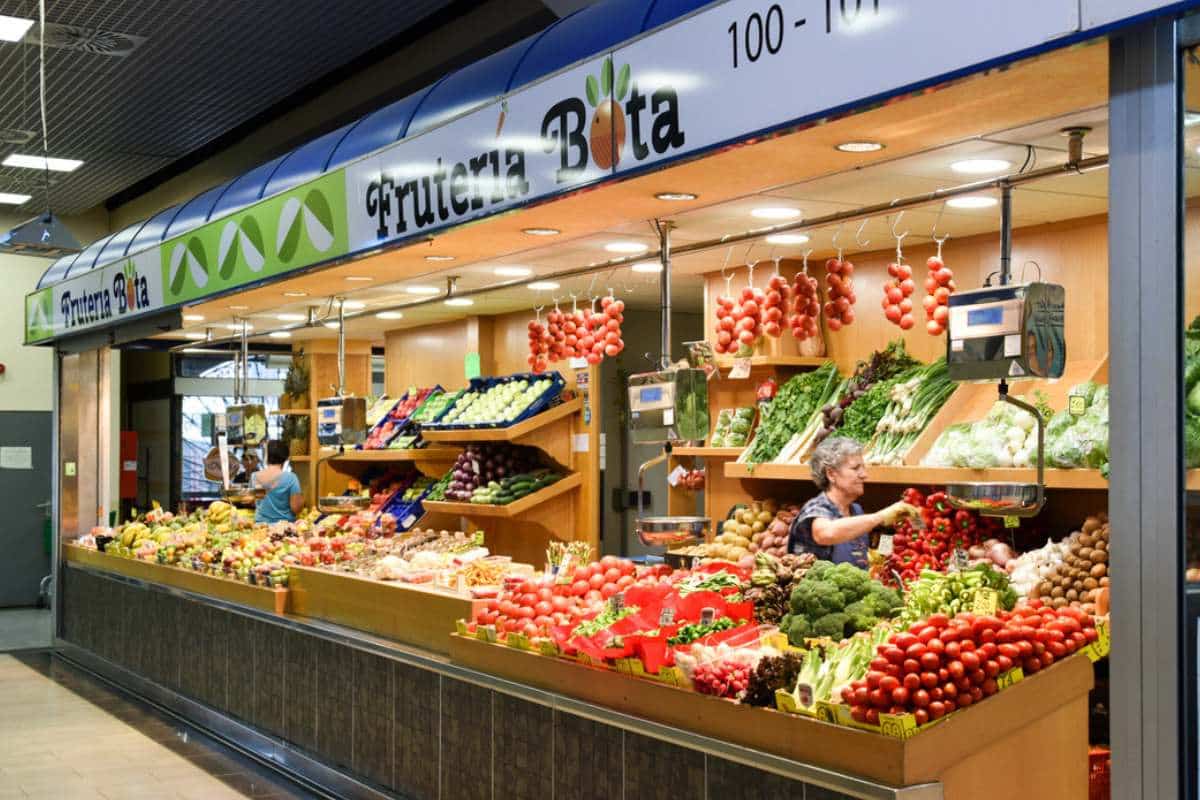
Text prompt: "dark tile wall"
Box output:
[[61, 567, 881, 800]]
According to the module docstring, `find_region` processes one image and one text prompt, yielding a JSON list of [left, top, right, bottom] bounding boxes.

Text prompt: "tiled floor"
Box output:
[[0, 607, 52, 651], [0, 652, 318, 799]]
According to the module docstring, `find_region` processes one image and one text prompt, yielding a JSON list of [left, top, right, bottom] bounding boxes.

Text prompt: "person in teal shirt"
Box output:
[[252, 440, 303, 524]]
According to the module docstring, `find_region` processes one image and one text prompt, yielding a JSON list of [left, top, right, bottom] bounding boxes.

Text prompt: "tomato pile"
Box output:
[[823, 257, 856, 331], [762, 274, 789, 338], [842, 602, 1100, 727], [881, 260, 917, 330], [789, 269, 821, 340], [923, 254, 956, 336], [884, 488, 999, 584]]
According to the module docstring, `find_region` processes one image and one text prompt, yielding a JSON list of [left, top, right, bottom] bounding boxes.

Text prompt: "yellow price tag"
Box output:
[[814, 700, 841, 724], [537, 640, 560, 657], [1004, 515, 1020, 529], [476, 625, 498, 643], [878, 712, 919, 740], [657, 666, 686, 686], [506, 633, 531, 650], [997, 667, 1025, 690], [455, 619, 469, 636], [972, 588, 999, 615], [1068, 395, 1087, 416], [764, 632, 791, 651], [575, 652, 596, 667], [775, 689, 800, 714], [1085, 620, 1111, 662]]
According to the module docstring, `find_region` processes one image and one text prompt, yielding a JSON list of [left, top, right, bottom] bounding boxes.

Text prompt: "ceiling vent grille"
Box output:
[[31, 23, 146, 57]]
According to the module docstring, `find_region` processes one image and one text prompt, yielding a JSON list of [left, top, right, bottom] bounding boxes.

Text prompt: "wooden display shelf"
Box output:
[[422, 472, 583, 518], [270, 409, 313, 416], [420, 397, 583, 443], [330, 447, 460, 463], [713, 355, 829, 370], [724, 461, 1108, 489], [448, 635, 1092, 798], [64, 543, 288, 614], [287, 566, 479, 656], [672, 446, 745, 458]]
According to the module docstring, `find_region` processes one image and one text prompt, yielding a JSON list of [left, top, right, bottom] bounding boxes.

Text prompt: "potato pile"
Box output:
[[1031, 514, 1110, 614]]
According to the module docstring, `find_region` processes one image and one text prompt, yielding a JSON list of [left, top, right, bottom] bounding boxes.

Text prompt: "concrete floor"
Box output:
[[0, 607, 52, 651]]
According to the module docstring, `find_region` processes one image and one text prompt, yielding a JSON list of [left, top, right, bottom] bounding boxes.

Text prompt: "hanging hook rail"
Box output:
[[854, 218, 871, 250]]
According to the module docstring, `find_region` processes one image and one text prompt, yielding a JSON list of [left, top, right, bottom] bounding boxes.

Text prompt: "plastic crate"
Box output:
[[422, 372, 565, 430], [360, 386, 441, 449]]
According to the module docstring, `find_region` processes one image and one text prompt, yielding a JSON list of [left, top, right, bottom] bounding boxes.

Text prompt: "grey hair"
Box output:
[[810, 436, 864, 491]]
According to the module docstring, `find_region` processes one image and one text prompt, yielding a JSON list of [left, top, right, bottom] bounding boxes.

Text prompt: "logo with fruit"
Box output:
[[25, 288, 53, 341], [584, 56, 631, 169], [276, 188, 335, 263], [217, 215, 266, 279], [167, 235, 210, 297]]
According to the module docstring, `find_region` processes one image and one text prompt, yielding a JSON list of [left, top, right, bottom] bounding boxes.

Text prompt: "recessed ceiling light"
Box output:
[[424, 255, 455, 262], [182, 314, 205, 322], [494, 266, 533, 277], [835, 141, 884, 153], [283, 291, 308, 298], [947, 195, 998, 209], [376, 311, 404, 320], [0, 15, 34, 42], [631, 261, 662, 273], [3, 153, 83, 172], [605, 241, 649, 254], [405, 286, 441, 295], [183, 332, 207, 340], [950, 158, 1013, 175], [655, 192, 698, 201], [323, 321, 341, 329], [527, 281, 560, 291], [751, 207, 802, 220], [225, 323, 253, 331], [0, 192, 31, 205], [345, 275, 373, 282], [522, 227, 560, 236], [444, 297, 474, 307], [341, 300, 366, 310], [765, 233, 810, 245], [268, 331, 291, 339], [228, 305, 249, 311], [276, 313, 306, 322], [1186, 111, 1200, 127]]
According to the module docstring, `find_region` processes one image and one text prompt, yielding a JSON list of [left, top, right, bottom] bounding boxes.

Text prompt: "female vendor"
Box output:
[[788, 436, 918, 568], [252, 440, 304, 524]]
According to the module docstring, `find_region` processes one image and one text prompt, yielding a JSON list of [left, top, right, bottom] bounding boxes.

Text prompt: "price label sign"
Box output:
[[455, 619, 469, 636], [972, 587, 999, 615], [667, 464, 689, 487], [1004, 515, 1020, 529], [775, 689, 800, 714], [538, 640, 560, 657], [506, 633, 531, 650], [700, 606, 716, 625], [814, 700, 838, 724], [729, 357, 752, 379], [1068, 394, 1087, 417], [950, 548, 969, 572], [877, 534, 894, 557], [610, 592, 625, 613], [1085, 620, 1111, 662], [997, 667, 1025, 690], [472, 531, 485, 547], [658, 607, 676, 626], [878, 713, 918, 740], [794, 682, 814, 710]]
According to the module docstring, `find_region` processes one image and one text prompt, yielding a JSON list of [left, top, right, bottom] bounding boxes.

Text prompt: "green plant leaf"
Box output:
[[616, 63, 631, 101], [585, 74, 600, 107], [601, 56, 613, 96]]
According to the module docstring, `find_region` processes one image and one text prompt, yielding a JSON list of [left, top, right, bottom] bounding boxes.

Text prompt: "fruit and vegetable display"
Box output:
[[779, 561, 902, 644], [745, 551, 815, 624], [810, 340, 920, 451], [878, 487, 1002, 583], [1026, 514, 1110, 614], [710, 407, 755, 449], [467, 468, 566, 506], [862, 360, 956, 465], [789, 266, 821, 341], [675, 501, 790, 564], [440, 444, 543, 502], [880, 258, 917, 331], [742, 362, 840, 464], [363, 386, 438, 449], [713, 283, 766, 356], [923, 393, 1043, 469], [434, 374, 561, 427], [822, 256, 857, 331], [1045, 382, 1110, 476], [892, 564, 1018, 628], [921, 250, 956, 336]]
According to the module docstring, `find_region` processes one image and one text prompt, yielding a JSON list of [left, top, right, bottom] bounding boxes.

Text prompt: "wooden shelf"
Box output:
[[421, 397, 583, 443], [672, 446, 745, 458], [724, 461, 1109, 490], [270, 409, 313, 416], [422, 472, 583, 518], [331, 447, 460, 463], [714, 355, 830, 370]]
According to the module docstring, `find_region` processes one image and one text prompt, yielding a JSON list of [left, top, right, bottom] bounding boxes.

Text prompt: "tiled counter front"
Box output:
[[61, 565, 864, 800]]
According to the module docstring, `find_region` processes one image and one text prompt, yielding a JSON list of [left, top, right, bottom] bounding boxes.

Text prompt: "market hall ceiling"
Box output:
[[0, 0, 565, 216]]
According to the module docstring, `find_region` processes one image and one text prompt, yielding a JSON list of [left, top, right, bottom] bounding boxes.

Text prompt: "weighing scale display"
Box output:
[[639, 387, 663, 403], [967, 307, 1004, 327]]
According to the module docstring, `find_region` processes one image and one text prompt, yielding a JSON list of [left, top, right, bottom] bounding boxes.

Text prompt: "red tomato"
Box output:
[[601, 583, 619, 598], [588, 574, 606, 590], [604, 567, 621, 583], [534, 601, 553, 616], [899, 314, 915, 330]]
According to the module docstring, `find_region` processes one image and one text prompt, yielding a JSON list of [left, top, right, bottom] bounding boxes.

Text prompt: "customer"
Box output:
[[789, 436, 918, 568], [251, 440, 303, 523]]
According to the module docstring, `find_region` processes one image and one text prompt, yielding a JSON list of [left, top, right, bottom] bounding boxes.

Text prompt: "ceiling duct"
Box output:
[[0, 211, 80, 258], [27, 22, 146, 57]]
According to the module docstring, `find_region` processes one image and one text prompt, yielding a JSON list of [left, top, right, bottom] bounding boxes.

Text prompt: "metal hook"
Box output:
[[854, 218, 871, 249], [746, 259, 757, 288], [931, 201, 948, 241], [801, 248, 813, 276], [1021, 260, 1043, 283], [771, 255, 782, 279], [891, 210, 909, 240], [720, 246, 735, 280], [831, 224, 844, 250]]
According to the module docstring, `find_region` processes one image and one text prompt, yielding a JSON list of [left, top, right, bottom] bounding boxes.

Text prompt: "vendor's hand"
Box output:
[[878, 501, 921, 527]]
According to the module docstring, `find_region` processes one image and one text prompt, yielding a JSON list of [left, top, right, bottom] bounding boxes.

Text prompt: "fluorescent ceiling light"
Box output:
[[950, 158, 1012, 175], [0, 15, 34, 42], [765, 233, 810, 245], [528, 281, 560, 291], [376, 311, 404, 320], [444, 297, 474, 307], [522, 227, 560, 236], [323, 321, 340, 329], [224, 323, 253, 331], [182, 314, 204, 322], [344, 275, 373, 282], [751, 207, 801, 220], [183, 332, 207, 340], [605, 241, 648, 254], [835, 141, 884, 153], [631, 261, 662, 273], [494, 266, 533, 277], [341, 300, 366, 310], [424, 255, 455, 262], [1187, 111, 1200, 127], [0, 192, 31, 205], [283, 291, 308, 297], [947, 195, 998, 209], [268, 331, 291, 339], [405, 285, 440, 295], [655, 192, 697, 201], [276, 313, 306, 322], [3, 153, 83, 172], [228, 305, 249, 311]]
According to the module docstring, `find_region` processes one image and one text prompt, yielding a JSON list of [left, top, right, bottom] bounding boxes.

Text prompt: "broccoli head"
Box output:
[[862, 584, 902, 618], [786, 615, 813, 646], [1187, 413, 1200, 469], [804, 560, 836, 583], [829, 562, 872, 602], [789, 579, 845, 618], [843, 600, 880, 634], [812, 612, 851, 640]]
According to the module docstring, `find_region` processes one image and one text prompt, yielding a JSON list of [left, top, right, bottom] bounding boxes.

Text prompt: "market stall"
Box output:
[[32, 2, 1200, 798]]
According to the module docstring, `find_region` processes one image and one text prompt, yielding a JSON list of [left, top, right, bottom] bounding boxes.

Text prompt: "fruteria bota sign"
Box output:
[[24, 0, 1189, 344]]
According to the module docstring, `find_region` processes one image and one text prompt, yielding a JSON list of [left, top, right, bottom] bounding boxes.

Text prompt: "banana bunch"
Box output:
[[119, 522, 151, 548], [206, 501, 233, 525]]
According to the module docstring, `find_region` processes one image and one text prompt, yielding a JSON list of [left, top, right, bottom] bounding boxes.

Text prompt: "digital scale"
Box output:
[[317, 396, 367, 446], [627, 366, 709, 445], [947, 282, 1065, 381]]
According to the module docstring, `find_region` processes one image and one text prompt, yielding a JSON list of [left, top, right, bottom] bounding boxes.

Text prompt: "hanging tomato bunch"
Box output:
[[599, 294, 625, 358], [526, 315, 549, 373], [735, 283, 766, 351], [713, 294, 737, 355], [823, 257, 856, 331], [789, 263, 821, 340], [762, 272, 789, 338], [923, 245, 956, 336], [882, 260, 917, 331], [545, 307, 567, 362]]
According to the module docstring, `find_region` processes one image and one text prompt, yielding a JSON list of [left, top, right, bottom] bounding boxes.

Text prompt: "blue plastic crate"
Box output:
[[422, 372, 565, 430], [360, 385, 443, 449]]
